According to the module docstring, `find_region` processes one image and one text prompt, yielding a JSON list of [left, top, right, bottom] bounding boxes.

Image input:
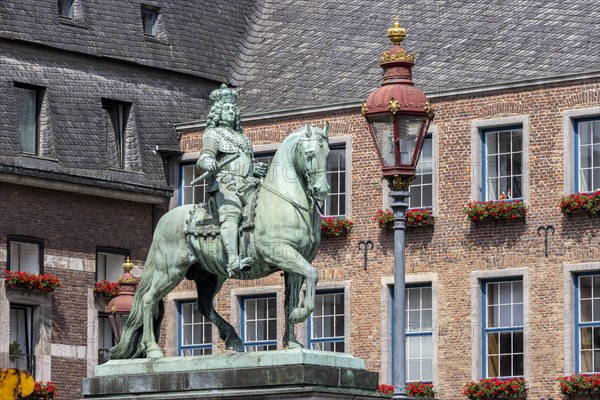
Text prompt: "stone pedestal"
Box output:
[[82, 349, 383, 399]]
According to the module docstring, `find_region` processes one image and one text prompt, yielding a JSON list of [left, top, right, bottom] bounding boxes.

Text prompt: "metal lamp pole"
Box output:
[[361, 18, 435, 400], [391, 189, 409, 399]]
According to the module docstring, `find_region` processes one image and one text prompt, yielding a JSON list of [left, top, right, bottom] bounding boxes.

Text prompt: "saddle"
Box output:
[[184, 186, 261, 260]]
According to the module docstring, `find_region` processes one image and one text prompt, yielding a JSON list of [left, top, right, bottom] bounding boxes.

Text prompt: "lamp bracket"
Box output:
[[384, 175, 415, 191]]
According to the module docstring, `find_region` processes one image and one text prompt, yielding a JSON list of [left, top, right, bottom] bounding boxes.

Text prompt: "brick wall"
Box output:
[[0, 182, 159, 398], [172, 79, 600, 399]]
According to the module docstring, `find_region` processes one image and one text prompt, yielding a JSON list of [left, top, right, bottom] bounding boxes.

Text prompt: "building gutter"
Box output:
[[0, 163, 172, 204], [175, 70, 600, 131]]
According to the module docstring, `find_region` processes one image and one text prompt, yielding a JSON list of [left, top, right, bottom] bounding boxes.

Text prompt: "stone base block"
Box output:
[[82, 349, 382, 399]]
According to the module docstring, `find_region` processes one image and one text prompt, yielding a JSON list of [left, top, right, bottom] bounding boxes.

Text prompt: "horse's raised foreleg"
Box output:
[[262, 243, 318, 325], [283, 272, 305, 349], [194, 273, 244, 352]]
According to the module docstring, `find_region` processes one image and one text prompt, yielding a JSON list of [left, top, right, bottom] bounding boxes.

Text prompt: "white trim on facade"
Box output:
[[470, 267, 529, 381], [470, 116, 530, 203], [563, 261, 600, 374], [380, 273, 439, 386], [562, 106, 600, 194]]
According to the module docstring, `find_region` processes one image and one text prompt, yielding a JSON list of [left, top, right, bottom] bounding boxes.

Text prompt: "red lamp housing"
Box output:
[[362, 18, 434, 184]]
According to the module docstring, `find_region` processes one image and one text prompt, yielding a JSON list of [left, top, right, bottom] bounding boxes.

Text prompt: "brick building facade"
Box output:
[[1, 1, 599, 399], [169, 77, 600, 399]]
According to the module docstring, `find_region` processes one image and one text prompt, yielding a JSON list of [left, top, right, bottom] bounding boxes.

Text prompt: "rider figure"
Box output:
[[196, 84, 267, 277]]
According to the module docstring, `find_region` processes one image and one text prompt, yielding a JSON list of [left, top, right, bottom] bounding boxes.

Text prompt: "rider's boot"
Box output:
[[221, 219, 252, 277]]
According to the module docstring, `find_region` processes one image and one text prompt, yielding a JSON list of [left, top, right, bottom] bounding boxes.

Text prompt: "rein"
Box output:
[[261, 183, 311, 213]]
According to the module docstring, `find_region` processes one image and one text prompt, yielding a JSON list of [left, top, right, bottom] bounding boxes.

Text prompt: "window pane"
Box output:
[[10, 241, 40, 274], [243, 296, 277, 351], [499, 134, 511, 153], [98, 252, 126, 282], [581, 327, 593, 350], [581, 300, 592, 322], [499, 305, 511, 327], [324, 147, 346, 217], [513, 354, 524, 376], [513, 304, 523, 326], [484, 128, 522, 200], [500, 355, 512, 376], [15, 87, 37, 155], [513, 331, 524, 353], [581, 145, 592, 168], [488, 355, 499, 377], [582, 350, 593, 372], [486, 132, 498, 155], [59, 0, 74, 17]]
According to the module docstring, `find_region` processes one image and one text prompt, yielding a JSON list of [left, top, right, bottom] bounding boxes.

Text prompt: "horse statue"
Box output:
[[110, 124, 330, 359]]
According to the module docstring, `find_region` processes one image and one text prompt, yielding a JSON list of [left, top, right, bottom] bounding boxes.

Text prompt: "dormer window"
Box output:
[[141, 5, 159, 37], [58, 0, 74, 18]]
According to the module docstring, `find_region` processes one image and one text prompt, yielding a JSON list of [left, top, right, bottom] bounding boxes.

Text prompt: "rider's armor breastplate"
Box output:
[[213, 127, 252, 154]]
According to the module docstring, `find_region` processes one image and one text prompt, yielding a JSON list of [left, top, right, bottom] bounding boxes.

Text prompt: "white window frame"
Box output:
[[470, 268, 529, 381], [58, 0, 74, 18], [141, 5, 160, 37], [1, 283, 53, 381], [564, 261, 600, 374], [471, 116, 530, 203], [96, 248, 129, 282], [179, 161, 209, 206], [563, 107, 600, 194], [306, 282, 350, 353], [8, 237, 43, 274], [230, 286, 283, 351], [380, 273, 438, 385], [178, 300, 213, 356]]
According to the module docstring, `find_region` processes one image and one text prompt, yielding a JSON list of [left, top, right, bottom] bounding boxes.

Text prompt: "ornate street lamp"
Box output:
[[362, 18, 434, 400], [105, 257, 138, 342]]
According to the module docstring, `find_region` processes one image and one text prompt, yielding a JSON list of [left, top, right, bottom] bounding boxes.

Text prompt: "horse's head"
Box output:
[[294, 123, 331, 205]]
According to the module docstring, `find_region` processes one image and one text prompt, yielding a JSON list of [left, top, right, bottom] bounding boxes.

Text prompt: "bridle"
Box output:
[[261, 134, 328, 216], [293, 135, 328, 215]]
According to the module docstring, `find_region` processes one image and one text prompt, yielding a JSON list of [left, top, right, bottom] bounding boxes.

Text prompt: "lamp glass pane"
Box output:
[[398, 116, 427, 165], [368, 113, 395, 167]]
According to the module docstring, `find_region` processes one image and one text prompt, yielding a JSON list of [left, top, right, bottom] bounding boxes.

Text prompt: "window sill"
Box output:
[[143, 36, 170, 46], [59, 18, 89, 29]]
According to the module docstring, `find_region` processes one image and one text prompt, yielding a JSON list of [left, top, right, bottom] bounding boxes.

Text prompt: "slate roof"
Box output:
[[0, 0, 255, 83], [231, 0, 600, 113]]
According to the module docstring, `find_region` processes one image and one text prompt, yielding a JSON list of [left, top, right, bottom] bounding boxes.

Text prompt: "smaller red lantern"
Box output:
[[105, 257, 138, 342], [362, 18, 435, 191]]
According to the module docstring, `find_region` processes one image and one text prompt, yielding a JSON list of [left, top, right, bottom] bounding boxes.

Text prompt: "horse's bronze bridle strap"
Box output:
[[261, 183, 311, 213]]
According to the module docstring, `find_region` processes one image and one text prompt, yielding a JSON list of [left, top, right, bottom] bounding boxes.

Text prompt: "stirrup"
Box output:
[[227, 257, 254, 277]]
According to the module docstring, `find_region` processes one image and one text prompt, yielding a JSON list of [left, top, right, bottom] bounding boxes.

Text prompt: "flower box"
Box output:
[[374, 208, 433, 229], [558, 373, 600, 399], [95, 280, 120, 298], [4, 271, 61, 293], [321, 216, 353, 237], [28, 381, 58, 399], [464, 377, 527, 400], [377, 382, 436, 398], [560, 191, 600, 215], [464, 200, 527, 222]]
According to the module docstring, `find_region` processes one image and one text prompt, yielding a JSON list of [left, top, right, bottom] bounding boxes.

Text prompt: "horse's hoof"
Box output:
[[146, 349, 164, 358], [225, 337, 244, 352], [290, 308, 309, 324]]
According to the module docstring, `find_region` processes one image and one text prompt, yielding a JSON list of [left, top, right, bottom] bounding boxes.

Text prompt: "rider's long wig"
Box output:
[[206, 101, 243, 133]]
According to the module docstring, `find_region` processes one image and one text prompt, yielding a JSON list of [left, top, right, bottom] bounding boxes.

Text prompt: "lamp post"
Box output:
[[362, 18, 434, 400], [105, 257, 138, 342]]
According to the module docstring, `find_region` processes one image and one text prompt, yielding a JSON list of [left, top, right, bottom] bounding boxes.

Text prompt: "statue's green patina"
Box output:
[[110, 85, 330, 359]]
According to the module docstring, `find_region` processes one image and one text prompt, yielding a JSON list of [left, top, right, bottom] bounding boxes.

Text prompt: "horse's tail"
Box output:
[[109, 245, 156, 359]]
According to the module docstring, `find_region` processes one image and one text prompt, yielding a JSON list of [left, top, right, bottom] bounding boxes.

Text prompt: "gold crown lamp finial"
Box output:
[[123, 256, 134, 274], [387, 16, 406, 45]]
